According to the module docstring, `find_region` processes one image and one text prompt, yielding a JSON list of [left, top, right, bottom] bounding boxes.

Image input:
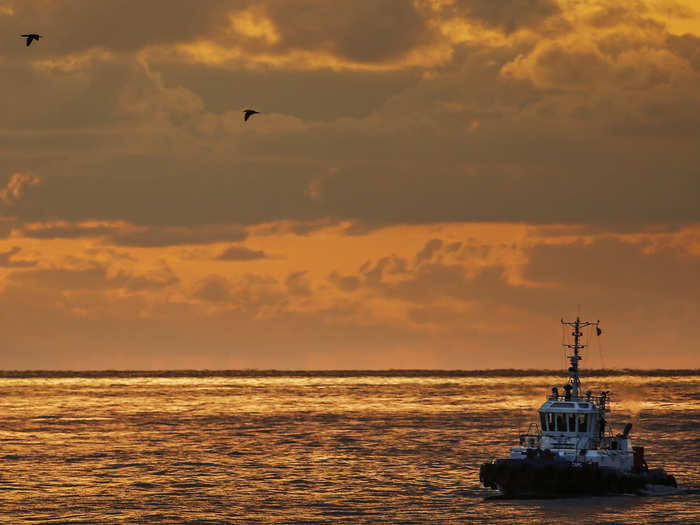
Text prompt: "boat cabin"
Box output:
[[537, 396, 604, 451], [540, 401, 596, 434]]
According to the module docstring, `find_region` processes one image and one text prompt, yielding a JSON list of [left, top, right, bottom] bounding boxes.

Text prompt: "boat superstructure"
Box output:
[[479, 317, 676, 497]]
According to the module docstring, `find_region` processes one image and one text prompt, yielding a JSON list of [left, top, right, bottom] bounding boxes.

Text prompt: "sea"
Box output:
[[0, 370, 697, 524]]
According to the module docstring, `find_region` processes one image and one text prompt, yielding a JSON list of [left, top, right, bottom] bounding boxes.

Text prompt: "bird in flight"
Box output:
[[243, 109, 259, 122], [21, 34, 42, 47]]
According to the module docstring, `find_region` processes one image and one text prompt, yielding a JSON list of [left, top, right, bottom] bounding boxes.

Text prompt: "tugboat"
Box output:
[[480, 317, 677, 497]]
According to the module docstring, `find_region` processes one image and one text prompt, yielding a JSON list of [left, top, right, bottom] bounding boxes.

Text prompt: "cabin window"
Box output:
[[540, 413, 547, 431], [568, 413, 576, 432], [555, 412, 566, 432], [547, 412, 555, 431], [578, 413, 588, 433]]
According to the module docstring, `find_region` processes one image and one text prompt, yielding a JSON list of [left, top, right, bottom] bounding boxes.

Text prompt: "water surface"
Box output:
[[0, 371, 697, 523]]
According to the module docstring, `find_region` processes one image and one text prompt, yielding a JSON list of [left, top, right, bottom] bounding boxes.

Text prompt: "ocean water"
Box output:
[[0, 371, 697, 524]]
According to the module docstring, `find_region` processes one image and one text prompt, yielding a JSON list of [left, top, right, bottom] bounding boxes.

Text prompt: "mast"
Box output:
[[561, 317, 600, 399]]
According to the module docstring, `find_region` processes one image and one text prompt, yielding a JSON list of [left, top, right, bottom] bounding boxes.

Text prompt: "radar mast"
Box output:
[[561, 316, 600, 399]]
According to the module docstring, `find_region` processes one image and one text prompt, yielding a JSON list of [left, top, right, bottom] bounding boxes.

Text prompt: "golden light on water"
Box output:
[[0, 372, 697, 521]]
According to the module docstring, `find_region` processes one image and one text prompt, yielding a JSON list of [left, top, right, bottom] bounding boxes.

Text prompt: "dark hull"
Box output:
[[480, 458, 677, 498]]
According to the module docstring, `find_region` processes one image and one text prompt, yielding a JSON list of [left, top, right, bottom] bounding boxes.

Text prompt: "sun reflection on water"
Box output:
[[0, 372, 697, 523]]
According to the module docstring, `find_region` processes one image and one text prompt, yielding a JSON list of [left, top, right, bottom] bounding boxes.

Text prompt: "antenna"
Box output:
[[561, 316, 600, 399]]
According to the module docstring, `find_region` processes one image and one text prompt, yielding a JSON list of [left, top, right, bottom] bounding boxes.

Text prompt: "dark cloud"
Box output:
[[0, 1, 698, 232], [157, 64, 420, 121], [264, 0, 433, 62], [124, 267, 179, 291], [380, 263, 510, 304], [314, 159, 700, 226], [9, 167, 317, 227], [6, 117, 700, 230], [445, 241, 463, 253], [0, 60, 143, 130], [0, 246, 37, 268], [448, 0, 561, 33], [252, 219, 341, 237], [523, 238, 700, 298], [17, 223, 116, 239], [1, 0, 438, 66], [331, 254, 409, 292], [285, 270, 312, 297], [0, 219, 12, 239], [416, 238, 443, 264], [329, 271, 361, 292], [328, 242, 512, 305], [217, 245, 268, 261], [322, 233, 700, 341], [667, 33, 700, 72], [513, 42, 613, 89], [583, 4, 666, 32], [364, 256, 395, 285], [7, 261, 178, 291], [193, 275, 231, 303], [340, 220, 389, 236], [192, 273, 287, 313], [14, 221, 249, 247], [110, 225, 248, 247], [0, 0, 236, 56]]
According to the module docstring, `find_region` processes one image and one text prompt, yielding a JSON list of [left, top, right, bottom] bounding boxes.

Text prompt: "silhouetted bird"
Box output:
[[21, 34, 42, 46], [243, 109, 259, 121]]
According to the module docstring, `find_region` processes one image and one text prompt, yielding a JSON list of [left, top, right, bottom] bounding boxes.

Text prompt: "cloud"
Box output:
[[0, 222, 697, 368], [445, 0, 561, 33], [261, 0, 434, 63], [0, 1, 699, 370], [318, 229, 700, 355], [152, 64, 419, 121], [15, 221, 249, 247], [16, 221, 119, 240], [667, 33, 700, 71], [522, 237, 700, 298], [7, 260, 178, 292], [1, 173, 39, 206], [0, 0, 449, 73], [193, 275, 231, 303], [416, 238, 443, 264], [109, 225, 248, 247], [0, 1, 698, 233], [216, 245, 268, 261], [191, 273, 287, 315], [0, 1, 236, 55], [0, 246, 37, 268], [252, 218, 342, 237], [285, 270, 312, 296], [329, 271, 362, 292], [327, 239, 512, 305]]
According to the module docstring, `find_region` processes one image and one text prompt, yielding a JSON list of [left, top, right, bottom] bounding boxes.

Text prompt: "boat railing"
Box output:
[[517, 423, 541, 448], [587, 425, 618, 448], [548, 393, 612, 408]]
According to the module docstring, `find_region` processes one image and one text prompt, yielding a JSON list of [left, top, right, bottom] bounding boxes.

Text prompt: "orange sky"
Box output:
[[0, 0, 698, 369]]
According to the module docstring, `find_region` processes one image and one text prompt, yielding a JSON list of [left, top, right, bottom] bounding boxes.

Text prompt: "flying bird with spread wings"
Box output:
[[21, 34, 42, 47], [243, 109, 259, 122]]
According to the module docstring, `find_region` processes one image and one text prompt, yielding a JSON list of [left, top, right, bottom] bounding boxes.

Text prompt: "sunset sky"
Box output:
[[0, 0, 698, 369]]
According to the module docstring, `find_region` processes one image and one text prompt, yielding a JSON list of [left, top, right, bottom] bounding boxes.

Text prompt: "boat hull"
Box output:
[[480, 458, 677, 498]]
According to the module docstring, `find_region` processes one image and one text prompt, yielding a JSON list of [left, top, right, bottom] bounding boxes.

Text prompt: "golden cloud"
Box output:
[[1, 172, 40, 206]]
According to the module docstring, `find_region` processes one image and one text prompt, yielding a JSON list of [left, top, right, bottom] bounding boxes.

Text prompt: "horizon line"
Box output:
[[0, 368, 698, 378]]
